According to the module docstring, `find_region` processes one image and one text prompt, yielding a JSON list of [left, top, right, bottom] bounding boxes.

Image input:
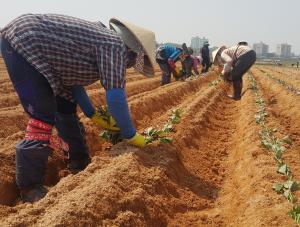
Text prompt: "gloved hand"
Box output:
[[91, 111, 120, 131], [168, 59, 176, 70], [174, 67, 181, 74], [127, 133, 146, 147]]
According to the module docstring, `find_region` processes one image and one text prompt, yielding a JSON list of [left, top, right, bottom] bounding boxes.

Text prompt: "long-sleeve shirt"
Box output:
[[156, 44, 182, 62], [221, 45, 252, 73], [1, 14, 127, 101], [201, 45, 210, 62]]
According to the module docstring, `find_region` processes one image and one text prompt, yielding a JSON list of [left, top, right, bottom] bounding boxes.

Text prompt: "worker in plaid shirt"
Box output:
[[1, 14, 156, 202]]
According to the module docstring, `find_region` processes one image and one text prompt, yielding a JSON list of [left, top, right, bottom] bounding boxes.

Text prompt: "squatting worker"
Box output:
[[155, 43, 183, 85], [212, 41, 256, 100], [1, 14, 156, 202]]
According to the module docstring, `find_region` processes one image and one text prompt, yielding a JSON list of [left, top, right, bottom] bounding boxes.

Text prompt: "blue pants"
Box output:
[[1, 38, 89, 189], [157, 62, 171, 85]]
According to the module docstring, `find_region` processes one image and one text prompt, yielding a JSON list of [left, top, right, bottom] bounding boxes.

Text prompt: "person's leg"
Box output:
[[55, 96, 90, 173], [1, 38, 56, 202], [230, 51, 256, 100], [158, 62, 171, 85], [183, 57, 193, 78], [203, 59, 209, 72]]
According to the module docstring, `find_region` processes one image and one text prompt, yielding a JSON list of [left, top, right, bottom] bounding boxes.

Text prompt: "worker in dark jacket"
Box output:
[[1, 14, 156, 202], [201, 41, 211, 73], [156, 44, 183, 85]]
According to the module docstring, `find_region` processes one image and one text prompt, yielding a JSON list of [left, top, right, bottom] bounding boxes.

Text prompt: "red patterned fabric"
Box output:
[[24, 118, 69, 152]]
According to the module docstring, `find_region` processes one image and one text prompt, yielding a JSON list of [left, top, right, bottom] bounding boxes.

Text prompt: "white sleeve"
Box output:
[[221, 51, 233, 65]]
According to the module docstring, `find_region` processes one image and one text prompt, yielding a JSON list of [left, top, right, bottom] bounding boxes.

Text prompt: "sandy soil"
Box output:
[[0, 58, 299, 226]]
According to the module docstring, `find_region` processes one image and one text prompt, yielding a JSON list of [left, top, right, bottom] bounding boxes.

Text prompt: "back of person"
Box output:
[[222, 44, 252, 61]]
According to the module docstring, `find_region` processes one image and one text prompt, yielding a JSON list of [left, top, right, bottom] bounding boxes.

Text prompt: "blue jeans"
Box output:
[[1, 38, 89, 189], [157, 61, 172, 85]]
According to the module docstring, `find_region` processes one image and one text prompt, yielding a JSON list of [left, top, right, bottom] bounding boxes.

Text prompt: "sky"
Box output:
[[0, 0, 299, 54]]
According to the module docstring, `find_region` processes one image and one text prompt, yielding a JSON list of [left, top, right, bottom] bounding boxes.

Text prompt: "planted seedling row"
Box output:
[[208, 76, 223, 87], [248, 72, 300, 226], [100, 108, 183, 145], [260, 71, 300, 96]]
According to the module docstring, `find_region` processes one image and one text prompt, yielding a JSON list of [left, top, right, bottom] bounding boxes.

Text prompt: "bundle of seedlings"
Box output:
[[100, 108, 182, 145]]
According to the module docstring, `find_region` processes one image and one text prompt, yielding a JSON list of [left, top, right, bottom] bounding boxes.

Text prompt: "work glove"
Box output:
[[174, 67, 181, 74], [168, 59, 176, 70], [127, 133, 146, 148], [91, 107, 120, 131]]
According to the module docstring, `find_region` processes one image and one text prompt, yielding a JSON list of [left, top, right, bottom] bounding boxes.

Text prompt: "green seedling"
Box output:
[[282, 135, 292, 145], [142, 108, 182, 144], [99, 130, 123, 145], [284, 190, 296, 203], [284, 180, 299, 192], [277, 164, 292, 177], [273, 183, 284, 194], [288, 205, 300, 225], [170, 109, 182, 124]]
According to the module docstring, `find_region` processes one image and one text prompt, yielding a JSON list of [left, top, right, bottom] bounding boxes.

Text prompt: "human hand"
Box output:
[[127, 133, 146, 147], [91, 111, 120, 131]]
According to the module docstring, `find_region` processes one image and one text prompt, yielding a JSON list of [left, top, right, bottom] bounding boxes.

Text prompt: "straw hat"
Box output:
[[238, 41, 248, 46], [212, 45, 226, 65], [109, 18, 156, 77]]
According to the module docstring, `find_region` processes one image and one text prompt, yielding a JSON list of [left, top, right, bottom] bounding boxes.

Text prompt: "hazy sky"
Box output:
[[1, 0, 299, 54]]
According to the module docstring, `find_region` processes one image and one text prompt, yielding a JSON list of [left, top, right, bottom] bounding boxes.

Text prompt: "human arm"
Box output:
[[95, 45, 146, 147], [106, 88, 145, 147], [72, 86, 119, 131], [221, 51, 233, 75]]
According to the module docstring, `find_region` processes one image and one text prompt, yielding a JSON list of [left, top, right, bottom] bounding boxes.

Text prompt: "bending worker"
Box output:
[[181, 45, 200, 79], [212, 41, 256, 100], [1, 14, 156, 202], [155, 44, 183, 85]]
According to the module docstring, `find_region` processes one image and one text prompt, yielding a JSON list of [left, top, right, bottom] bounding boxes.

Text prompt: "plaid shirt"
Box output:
[[1, 14, 126, 100]]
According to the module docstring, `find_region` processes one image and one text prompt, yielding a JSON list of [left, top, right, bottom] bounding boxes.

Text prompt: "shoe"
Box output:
[[67, 156, 91, 174], [227, 80, 242, 100], [20, 185, 48, 203]]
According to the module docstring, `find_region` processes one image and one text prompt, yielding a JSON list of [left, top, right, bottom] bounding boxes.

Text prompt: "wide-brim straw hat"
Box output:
[[212, 45, 226, 64], [109, 18, 156, 77]]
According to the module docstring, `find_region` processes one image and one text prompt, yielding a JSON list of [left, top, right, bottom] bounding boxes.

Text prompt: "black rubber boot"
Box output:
[[20, 185, 48, 203]]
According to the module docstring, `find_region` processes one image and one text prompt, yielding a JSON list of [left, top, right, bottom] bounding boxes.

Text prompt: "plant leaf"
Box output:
[[278, 164, 288, 175], [282, 135, 292, 145], [273, 183, 284, 194], [159, 137, 173, 143]]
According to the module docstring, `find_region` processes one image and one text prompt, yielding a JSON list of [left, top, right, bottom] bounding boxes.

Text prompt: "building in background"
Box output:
[[191, 36, 209, 50], [253, 42, 269, 57], [276, 43, 292, 58]]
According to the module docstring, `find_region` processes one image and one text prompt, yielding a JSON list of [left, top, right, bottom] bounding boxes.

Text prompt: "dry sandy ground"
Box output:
[[0, 58, 299, 226]]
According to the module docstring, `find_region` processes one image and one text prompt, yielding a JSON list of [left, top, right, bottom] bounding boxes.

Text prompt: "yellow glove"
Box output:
[[127, 133, 146, 148], [174, 67, 180, 74], [91, 112, 120, 131]]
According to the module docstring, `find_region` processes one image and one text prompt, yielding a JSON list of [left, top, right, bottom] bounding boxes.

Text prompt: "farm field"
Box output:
[[0, 57, 299, 226]]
